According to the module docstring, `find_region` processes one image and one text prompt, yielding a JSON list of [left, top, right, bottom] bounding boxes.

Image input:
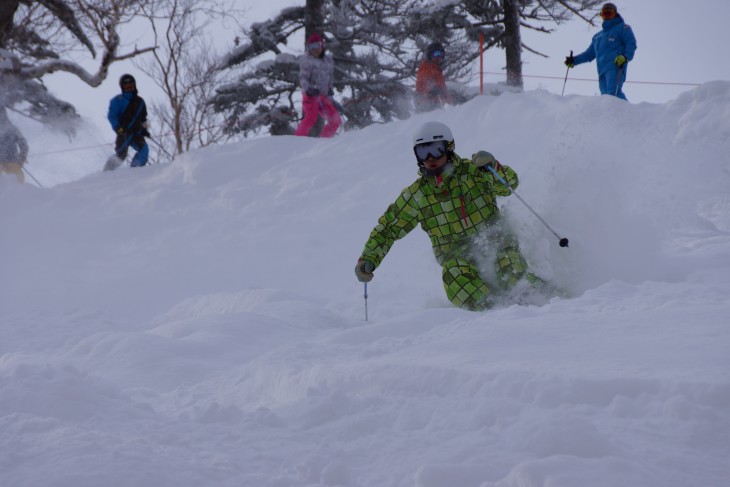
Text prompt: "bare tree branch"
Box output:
[[134, 0, 241, 160], [18, 45, 155, 84], [37, 0, 96, 56]]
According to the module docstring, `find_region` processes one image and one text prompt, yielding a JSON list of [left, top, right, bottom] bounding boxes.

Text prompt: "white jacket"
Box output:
[[299, 52, 335, 94]]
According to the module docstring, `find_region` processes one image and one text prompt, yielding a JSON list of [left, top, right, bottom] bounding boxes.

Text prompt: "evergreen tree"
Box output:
[[210, 0, 602, 136], [211, 0, 491, 136]]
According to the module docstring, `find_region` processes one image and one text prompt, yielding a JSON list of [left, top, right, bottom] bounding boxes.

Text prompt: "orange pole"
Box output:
[[479, 33, 484, 95]]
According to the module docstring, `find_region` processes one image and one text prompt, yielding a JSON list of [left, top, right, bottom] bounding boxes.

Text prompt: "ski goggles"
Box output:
[[431, 49, 444, 58], [600, 8, 616, 19], [414, 140, 448, 163], [308, 41, 323, 51]]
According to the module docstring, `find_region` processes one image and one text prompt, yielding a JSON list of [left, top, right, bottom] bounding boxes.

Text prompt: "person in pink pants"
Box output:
[[295, 33, 341, 138]]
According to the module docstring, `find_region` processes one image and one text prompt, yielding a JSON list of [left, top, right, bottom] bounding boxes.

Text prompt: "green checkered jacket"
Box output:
[[360, 154, 518, 268]]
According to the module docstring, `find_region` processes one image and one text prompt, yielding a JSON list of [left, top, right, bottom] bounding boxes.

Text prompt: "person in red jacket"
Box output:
[[415, 42, 450, 112]]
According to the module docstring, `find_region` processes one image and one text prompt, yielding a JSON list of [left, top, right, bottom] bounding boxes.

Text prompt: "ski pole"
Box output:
[[485, 165, 569, 248], [364, 282, 369, 321], [22, 165, 44, 188], [145, 134, 174, 162], [330, 97, 344, 115], [615, 65, 624, 97], [561, 50, 572, 96]]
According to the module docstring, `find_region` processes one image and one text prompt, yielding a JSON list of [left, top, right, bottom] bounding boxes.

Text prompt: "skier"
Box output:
[[354, 121, 550, 311], [415, 42, 450, 112], [105, 74, 150, 171], [0, 108, 29, 184], [564, 2, 637, 100], [294, 33, 341, 138]]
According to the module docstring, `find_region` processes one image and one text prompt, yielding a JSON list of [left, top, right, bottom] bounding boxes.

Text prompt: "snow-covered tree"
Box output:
[[210, 0, 493, 136], [0, 0, 155, 134], [209, 6, 304, 137], [210, 0, 602, 136]]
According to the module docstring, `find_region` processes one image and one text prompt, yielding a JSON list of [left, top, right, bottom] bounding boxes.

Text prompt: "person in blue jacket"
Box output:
[[105, 74, 150, 170], [565, 3, 637, 100]]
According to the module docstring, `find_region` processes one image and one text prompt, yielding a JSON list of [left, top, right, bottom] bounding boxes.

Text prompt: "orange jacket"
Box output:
[[416, 60, 448, 101]]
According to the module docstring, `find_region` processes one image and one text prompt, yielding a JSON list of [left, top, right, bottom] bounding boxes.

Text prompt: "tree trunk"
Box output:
[[502, 0, 523, 89], [305, 0, 324, 41], [0, 0, 20, 48]]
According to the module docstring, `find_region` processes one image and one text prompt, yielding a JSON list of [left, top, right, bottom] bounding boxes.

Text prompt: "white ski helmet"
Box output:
[[412, 121, 454, 150]]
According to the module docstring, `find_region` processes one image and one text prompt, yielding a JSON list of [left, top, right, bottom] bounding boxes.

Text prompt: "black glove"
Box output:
[[141, 129, 151, 137], [564, 54, 575, 68], [306, 87, 320, 97], [355, 259, 375, 283]]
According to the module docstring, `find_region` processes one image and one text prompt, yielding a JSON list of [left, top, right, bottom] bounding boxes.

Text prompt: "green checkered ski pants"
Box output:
[[442, 245, 540, 311]]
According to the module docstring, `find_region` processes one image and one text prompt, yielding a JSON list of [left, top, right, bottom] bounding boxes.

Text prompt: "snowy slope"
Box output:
[[1, 83, 729, 487]]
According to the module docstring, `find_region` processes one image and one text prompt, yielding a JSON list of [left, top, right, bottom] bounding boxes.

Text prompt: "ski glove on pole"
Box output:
[[472, 151, 502, 171], [306, 88, 320, 97], [614, 55, 627, 67], [355, 259, 375, 283], [564, 54, 575, 68]]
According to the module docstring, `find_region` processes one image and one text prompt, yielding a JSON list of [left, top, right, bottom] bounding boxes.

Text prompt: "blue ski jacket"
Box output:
[[107, 92, 147, 133], [573, 15, 637, 75]]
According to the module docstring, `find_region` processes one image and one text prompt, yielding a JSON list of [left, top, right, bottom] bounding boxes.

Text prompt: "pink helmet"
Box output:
[[306, 33, 325, 55], [307, 33, 323, 44]]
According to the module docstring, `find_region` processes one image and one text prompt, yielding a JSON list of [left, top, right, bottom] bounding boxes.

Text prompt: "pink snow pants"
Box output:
[[295, 94, 342, 138]]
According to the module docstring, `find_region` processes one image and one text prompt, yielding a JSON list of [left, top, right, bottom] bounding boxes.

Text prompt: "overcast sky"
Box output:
[[46, 0, 730, 130]]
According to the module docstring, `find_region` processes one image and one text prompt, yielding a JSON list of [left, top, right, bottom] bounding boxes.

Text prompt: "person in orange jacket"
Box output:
[[415, 42, 450, 112]]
